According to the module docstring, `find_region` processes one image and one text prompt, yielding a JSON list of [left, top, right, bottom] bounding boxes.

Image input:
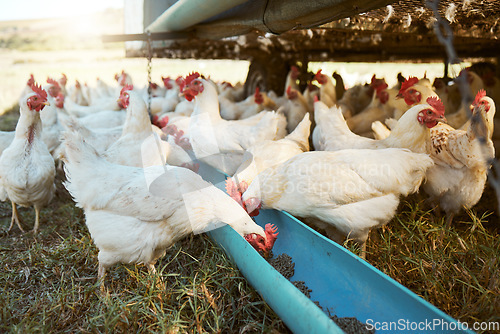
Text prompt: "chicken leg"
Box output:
[[147, 263, 157, 274], [147, 262, 166, 292], [33, 205, 41, 234], [98, 263, 106, 282], [97, 263, 107, 294], [8, 201, 25, 233]]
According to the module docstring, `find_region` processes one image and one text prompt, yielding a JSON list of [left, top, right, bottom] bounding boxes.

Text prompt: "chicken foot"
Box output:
[[8, 201, 25, 233], [147, 262, 166, 292], [97, 263, 109, 295]]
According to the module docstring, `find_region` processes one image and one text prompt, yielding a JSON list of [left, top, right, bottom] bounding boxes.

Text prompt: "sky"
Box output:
[[0, 0, 124, 21]]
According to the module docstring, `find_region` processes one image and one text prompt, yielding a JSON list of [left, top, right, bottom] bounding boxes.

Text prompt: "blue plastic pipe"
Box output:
[[146, 0, 249, 33]]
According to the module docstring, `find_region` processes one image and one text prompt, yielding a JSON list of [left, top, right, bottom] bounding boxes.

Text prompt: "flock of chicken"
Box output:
[[0, 63, 496, 280]]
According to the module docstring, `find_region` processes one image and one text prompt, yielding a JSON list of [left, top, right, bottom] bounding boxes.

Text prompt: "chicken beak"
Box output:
[[43, 101, 50, 106], [437, 115, 447, 123], [395, 93, 403, 99]]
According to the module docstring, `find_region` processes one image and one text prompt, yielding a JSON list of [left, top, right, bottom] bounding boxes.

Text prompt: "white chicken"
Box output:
[[66, 80, 89, 106], [284, 65, 301, 92], [445, 70, 485, 129], [0, 76, 42, 156], [313, 70, 336, 108], [102, 90, 168, 168], [60, 117, 123, 155], [63, 83, 128, 118], [181, 73, 287, 175], [217, 81, 245, 103], [391, 77, 437, 120], [344, 76, 391, 135], [230, 113, 311, 189], [423, 90, 495, 224], [148, 77, 181, 116], [61, 129, 278, 281], [312, 96, 446, 154], [57, 73, 68, 96], [219, 87, 262, 120], [58, 85, 131, 130], [343, 76, 437, 137], [240, 148, 434, 255], [0, 84, 55, 233], [239, 88, 279, 120], [336, 80, 375, 119], [282, 86, 310, 133], [302, 82, 320, 113], [41, 79, 65, 156]]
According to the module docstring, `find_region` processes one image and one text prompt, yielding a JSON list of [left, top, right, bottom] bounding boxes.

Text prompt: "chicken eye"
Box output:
[[409, 89, 416, 94]]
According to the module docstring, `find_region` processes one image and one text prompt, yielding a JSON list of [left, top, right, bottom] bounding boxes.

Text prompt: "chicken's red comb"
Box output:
[[291, 65, 299, 72], [370, 75, 388, 91], [264, 223, 279, 250], [254, 86, 260, 96], [60, 73, 67, 85], [225, 178, 243, 206], [47, 77, 60, 88], [185, 72, 200, 86], [27, 74, 35, 86], [55, 93, 65, 107], [473, 89, 487, 107], [399, 76, 419, 93], [314, 69, 323, 78], [426, 96, 445, 116], [30, 83, 48, 101], [120, 84, 133, 95], [286, 86, 292, 95]]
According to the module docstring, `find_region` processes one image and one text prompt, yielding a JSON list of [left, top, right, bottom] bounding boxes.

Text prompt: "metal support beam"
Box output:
[[101, 31, 191, 43]]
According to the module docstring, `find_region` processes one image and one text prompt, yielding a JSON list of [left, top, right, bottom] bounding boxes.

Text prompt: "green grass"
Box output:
[[0, 170, 497, 333], [0, 171, 289, 333], [366, 194, 500, 329]]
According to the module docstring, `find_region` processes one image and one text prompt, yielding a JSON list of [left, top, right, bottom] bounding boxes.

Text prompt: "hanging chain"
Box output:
[[427, 0, 500, 214], [145, 31, 168, 168], [146, 30, 153, 117]]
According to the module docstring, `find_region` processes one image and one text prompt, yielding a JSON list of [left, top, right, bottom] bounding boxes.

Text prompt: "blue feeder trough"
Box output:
[[198, 162, 475, 334]]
